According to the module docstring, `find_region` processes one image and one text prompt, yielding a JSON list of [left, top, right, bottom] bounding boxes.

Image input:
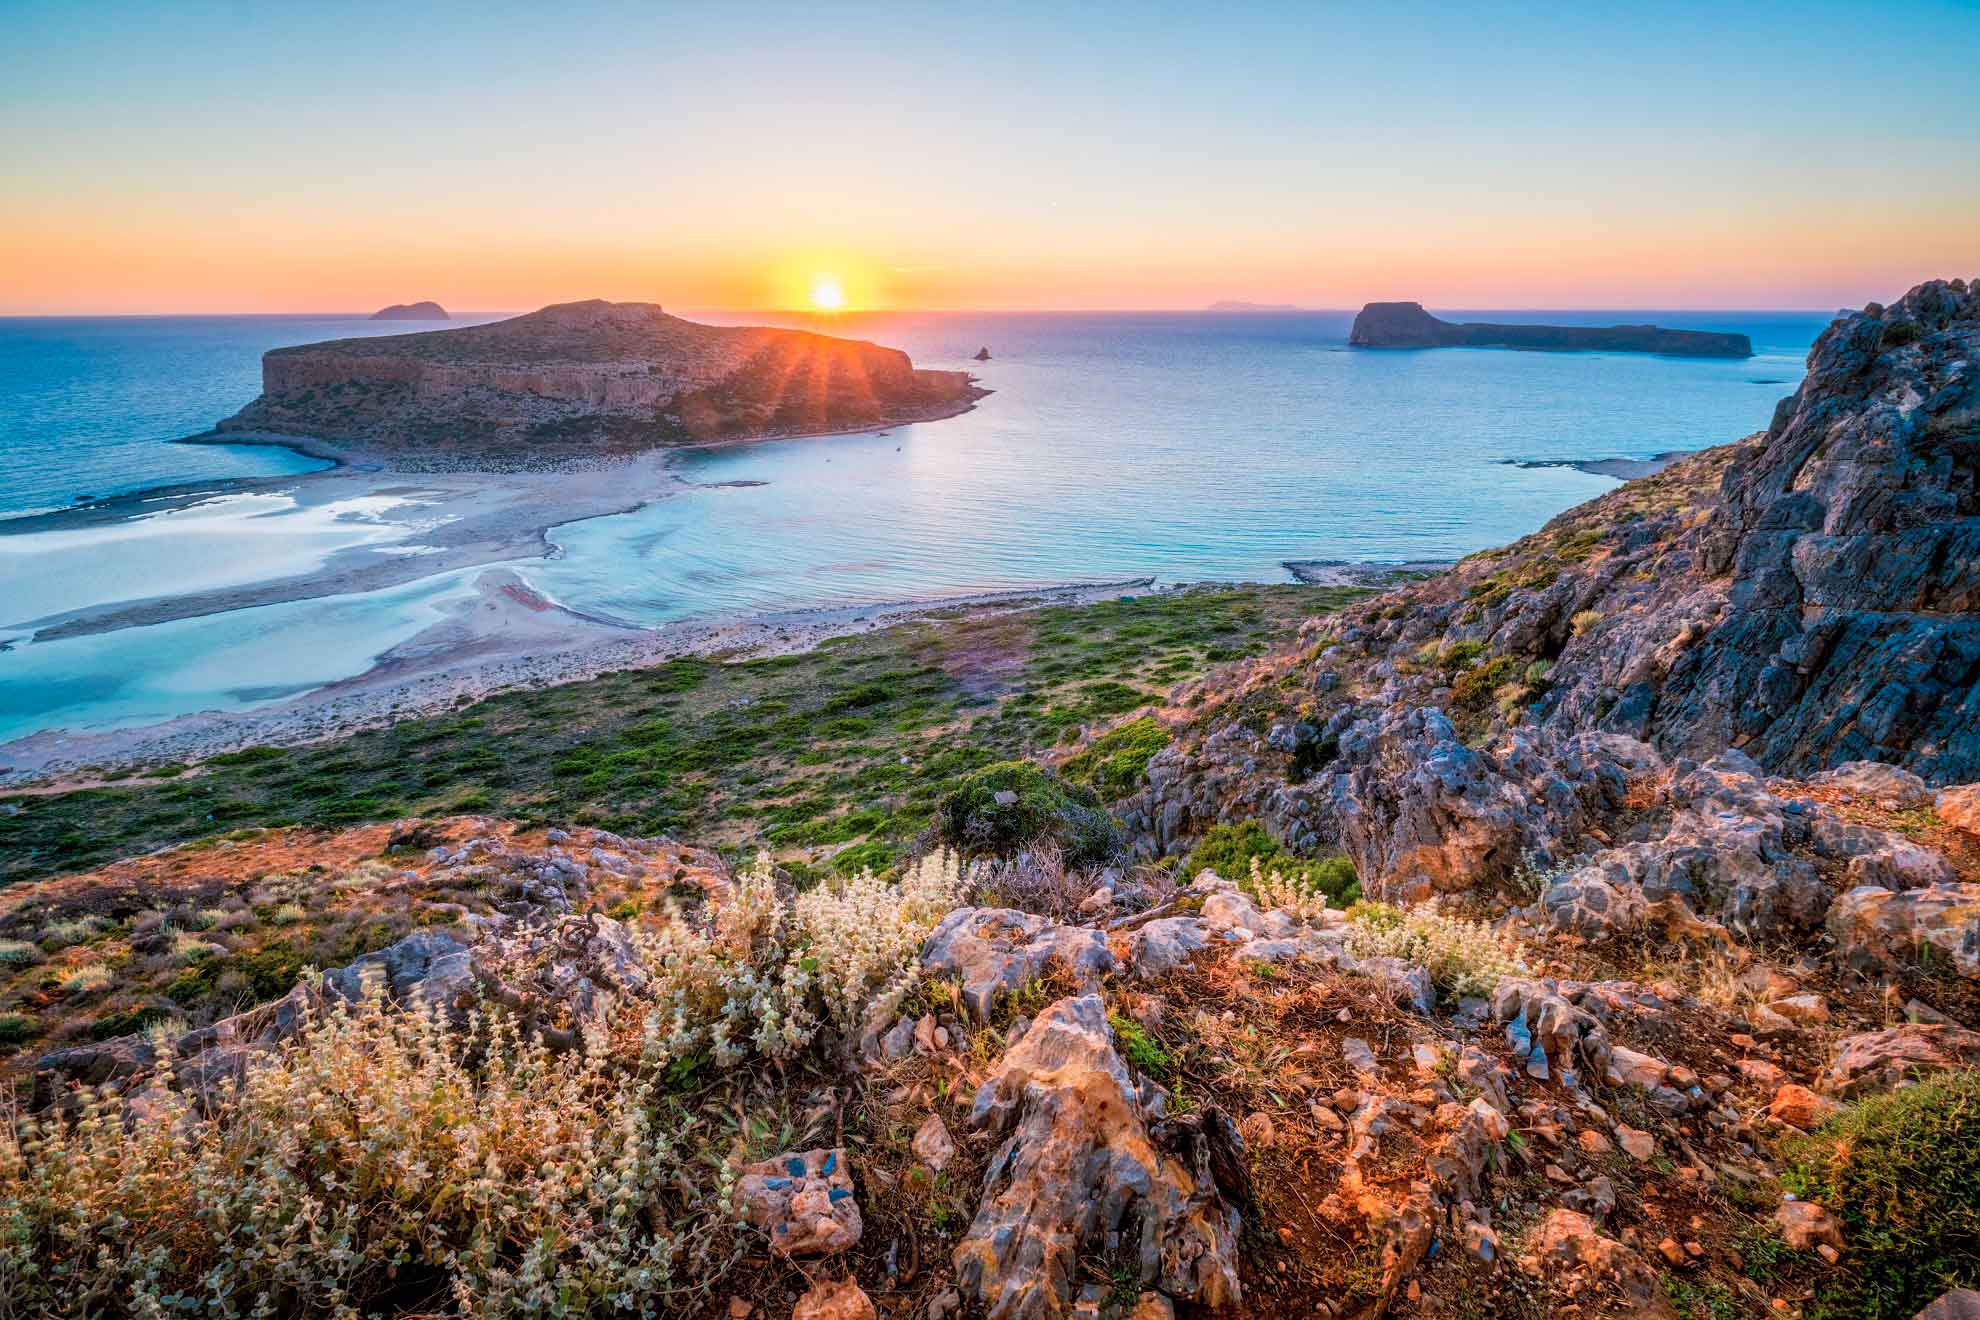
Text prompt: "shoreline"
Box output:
[[2, 390, 994, 644], [0, 574, 1171, 788]]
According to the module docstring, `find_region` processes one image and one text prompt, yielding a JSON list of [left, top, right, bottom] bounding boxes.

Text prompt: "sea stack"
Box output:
[[371, 301, 450, 321], [973, 346, 992, 361], [214, 299, 988, 465], [1348, 301, 1752, 358]]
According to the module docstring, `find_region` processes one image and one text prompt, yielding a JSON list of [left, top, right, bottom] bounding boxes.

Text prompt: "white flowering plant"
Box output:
[[1345, 901, 1527, 996]]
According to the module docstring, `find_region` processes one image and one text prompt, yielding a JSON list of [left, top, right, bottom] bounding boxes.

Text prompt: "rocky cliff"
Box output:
[[1349, 301, 1754, 357], [1132, 279, 1978, 901], [215, 299, 986, 466]]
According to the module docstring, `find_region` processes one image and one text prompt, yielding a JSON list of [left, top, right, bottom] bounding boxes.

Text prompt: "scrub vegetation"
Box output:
[[1, 585, 1363, 888]]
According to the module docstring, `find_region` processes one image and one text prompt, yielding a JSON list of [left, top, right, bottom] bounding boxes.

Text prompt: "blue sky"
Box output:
[[3, 1, 1977, 310]]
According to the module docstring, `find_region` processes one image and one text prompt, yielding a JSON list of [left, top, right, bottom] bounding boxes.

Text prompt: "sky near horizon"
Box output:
[[3, 1, 1978, 314]]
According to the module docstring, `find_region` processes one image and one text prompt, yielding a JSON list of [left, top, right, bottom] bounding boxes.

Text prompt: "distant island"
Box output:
[[1348, 301, 1752, 358], [1207, 300, 1300, 312], [209, 299, 987, 466], [370, 301, 450, 321]]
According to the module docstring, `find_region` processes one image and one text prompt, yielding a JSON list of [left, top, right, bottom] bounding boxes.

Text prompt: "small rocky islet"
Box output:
[[1349, 300, 1755, 358], [4, 279, 1979, 1319]]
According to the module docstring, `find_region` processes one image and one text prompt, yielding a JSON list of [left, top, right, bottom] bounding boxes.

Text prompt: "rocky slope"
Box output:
[[1133, 279, 1979, 901], [213, 299, 986, 466], [1349, 301, 1754, 358]]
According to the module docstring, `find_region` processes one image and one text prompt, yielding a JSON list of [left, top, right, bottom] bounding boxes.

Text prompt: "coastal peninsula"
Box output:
[[209, 299, 987, 467], [1349, 300, 1753, 357]]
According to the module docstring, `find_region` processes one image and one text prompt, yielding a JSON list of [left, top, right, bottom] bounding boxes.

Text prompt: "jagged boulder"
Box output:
[[1828, 883, 1980, 979], [1818, 1023, 1980, 1098], [953, 994, 1243, 1318], [920, 907, 1117, 1020]]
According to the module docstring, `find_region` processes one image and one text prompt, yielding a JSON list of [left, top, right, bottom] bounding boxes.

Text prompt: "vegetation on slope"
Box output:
[[0, 585, 1360, 887]]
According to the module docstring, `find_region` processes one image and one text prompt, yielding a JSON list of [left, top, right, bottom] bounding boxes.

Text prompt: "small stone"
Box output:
[[1615, 1124, 1655, 1161], [1309, 1101, 1344, 1131], [1775, 1200, 1845, 1251], [1769, 993, 1830, 1024], [1684, 1241, 1703, 1258], [1737, 1058, 1787, 1089], [1658, 1238, 1686, 1266], [1769, 1084, 1841, 1131], [730, 1300, 754, 1319], [1578, 1129, 1613, 1155], [1239, 1111, 1277, 1149], [913, 1114, 957, 1172], [792, 1276, 876, 1320], [1817, 1243, 1840, 1265], [1342, 1038, 1379, 1079]]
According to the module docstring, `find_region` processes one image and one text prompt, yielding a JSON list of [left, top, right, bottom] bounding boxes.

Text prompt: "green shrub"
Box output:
[[1783, 1069, 1980, 1320], [1060, 717, 1170, 800], [0, 1014, 39, 1046], [1183, 821, 1361, 906], [935, 760, 1122, 864]]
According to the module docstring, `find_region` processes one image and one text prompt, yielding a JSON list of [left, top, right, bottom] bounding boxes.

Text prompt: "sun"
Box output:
[[809, 276, 846, 311]]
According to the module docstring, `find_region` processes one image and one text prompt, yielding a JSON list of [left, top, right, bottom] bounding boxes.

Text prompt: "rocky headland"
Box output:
[[1350, 301, 1754, 358], [211, 299, 988, 468], [370, 300, 449, 321], [4, 281, 1978, 1320]]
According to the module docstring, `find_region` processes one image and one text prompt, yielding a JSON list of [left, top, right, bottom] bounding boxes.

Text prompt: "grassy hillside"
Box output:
[[1, 584, 1363, 887]]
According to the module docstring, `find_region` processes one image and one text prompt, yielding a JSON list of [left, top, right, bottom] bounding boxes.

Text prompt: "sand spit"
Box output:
[[0, 575, 1158, 786]]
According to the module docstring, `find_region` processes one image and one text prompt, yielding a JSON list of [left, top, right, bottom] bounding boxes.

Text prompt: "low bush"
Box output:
[[1184, 821, 1361, 909], [1344, 902, 1526, 996], [1782, 1068, 1980, 1320], [1060, 716, 1170, 800], [935, 761, 1123, 864]]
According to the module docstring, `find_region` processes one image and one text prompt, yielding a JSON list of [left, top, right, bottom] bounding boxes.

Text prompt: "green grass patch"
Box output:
[[1782, 1068, 1980, 1319]]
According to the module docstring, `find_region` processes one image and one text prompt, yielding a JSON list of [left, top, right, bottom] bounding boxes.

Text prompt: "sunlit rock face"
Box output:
[[1129, 278, 1980, 896], [215, 299, 984, 465]]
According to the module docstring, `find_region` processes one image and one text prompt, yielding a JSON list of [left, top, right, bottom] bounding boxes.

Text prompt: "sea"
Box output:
[[0, 308, 1832, 744]]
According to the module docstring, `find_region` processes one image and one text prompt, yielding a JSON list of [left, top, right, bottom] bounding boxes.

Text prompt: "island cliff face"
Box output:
[[1132, 279, 1978, 899], [1349, 300, 1753, 358], [370, 301, 449, 321], [216, 300, 986, 465]]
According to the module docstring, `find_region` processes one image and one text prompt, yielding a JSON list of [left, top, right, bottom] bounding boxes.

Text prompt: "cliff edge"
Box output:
[[1131, 278, 1978, 897], [214, 299, 986, 466], [1349, 300, 1753, 357]]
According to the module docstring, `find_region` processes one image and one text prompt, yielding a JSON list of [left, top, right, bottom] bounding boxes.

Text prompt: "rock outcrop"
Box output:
[[1348, 301, 1752, 358], [370, 301, 449, 321], [1131, 279, 1980, 906], [951, 994, 1245, 1318], [214, 300, 987, 466]]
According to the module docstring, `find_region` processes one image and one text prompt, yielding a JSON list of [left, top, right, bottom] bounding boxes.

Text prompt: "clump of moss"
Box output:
[[1782, 1068, 1980, 1319], [935, 761, 1123, 864], [1183, 820, 1360, 906], [1061, 717, 1170, 801], [1108, 1010, 1177, 1082]]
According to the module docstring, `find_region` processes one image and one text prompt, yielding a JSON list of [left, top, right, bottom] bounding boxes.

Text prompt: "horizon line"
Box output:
[[0, 303, 1861, 319]]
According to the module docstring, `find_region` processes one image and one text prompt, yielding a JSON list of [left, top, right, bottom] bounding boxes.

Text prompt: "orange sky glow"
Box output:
[[4, 4, 1977, 315]]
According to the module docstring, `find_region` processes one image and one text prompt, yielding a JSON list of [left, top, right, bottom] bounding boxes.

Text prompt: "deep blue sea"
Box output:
[[0, 308, 1832, 742]]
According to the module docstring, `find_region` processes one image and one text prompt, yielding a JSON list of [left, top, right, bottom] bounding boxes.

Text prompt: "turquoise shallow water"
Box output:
[[0, 309, 1831, 742]]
